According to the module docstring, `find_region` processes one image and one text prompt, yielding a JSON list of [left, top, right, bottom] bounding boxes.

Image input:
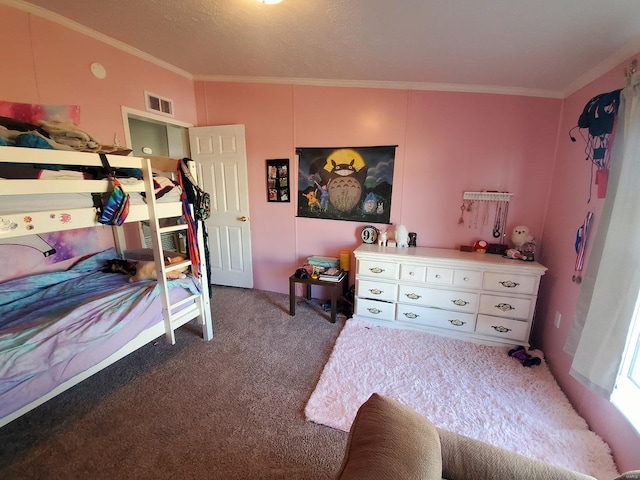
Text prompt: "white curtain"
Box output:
[[564, 72, 640, 398]]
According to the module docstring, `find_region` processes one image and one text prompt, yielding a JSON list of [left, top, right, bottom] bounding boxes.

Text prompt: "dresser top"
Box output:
[[354, 244, 547, 274]]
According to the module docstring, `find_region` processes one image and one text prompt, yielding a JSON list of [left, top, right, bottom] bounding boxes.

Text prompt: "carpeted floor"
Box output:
[[0, 286, 348, 480]]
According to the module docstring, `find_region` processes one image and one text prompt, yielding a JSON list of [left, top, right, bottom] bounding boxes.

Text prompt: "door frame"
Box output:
[[121, 107, 193, 250], [121, 106, 192, 153], [188, 124, 254, 289]]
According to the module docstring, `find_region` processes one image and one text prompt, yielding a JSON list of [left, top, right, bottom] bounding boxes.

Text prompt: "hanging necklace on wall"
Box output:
[[493, 202, 502, 238]]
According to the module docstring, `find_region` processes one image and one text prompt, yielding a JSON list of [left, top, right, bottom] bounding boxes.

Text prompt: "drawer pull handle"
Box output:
[[370, 267, 385, 274], [452, 299, 469, 306], [449, 319, 466, 327], [492, 325, 512, 333], [463, 277, 469, 281], [495, 303, 515, 312], [369, 288, 383, 295], [409, 271, 415, 276], [406, 293, 421, 300], [499, 280, 520, 288], [403, 312, 419, 319], [435, 274, 441, 279], [367, 307, 383, 315]]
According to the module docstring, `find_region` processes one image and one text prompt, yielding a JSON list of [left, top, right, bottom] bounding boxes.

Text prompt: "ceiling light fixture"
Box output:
[[257, 0, 282, 4]]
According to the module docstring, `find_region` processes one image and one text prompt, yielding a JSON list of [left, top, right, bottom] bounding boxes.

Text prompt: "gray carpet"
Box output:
[[0, 286, 348, 480]]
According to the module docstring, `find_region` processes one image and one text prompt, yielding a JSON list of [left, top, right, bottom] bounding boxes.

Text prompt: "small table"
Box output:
[[289, 273, 347, 323]]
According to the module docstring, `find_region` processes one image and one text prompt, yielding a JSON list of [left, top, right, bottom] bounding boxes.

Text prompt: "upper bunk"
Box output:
[[0, 146, 184, 239]]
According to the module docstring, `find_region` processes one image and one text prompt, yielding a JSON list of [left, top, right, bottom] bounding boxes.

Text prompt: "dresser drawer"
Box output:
[[400, 263, 427, 282], [358, 259, 399, 280], [476, 314, 529, 342], [426, 267, 454, 285], [355, 297, 395, 322], [396, 304, 476, 333], [398, 285, 477, 313], [479, 294, 532, 320], [453, 269, 482, 289], [357, 279, 398, 303], [482, 272, 537, 295]]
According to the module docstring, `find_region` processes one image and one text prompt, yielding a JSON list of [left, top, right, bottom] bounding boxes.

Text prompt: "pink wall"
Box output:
[[195, 82, 561, 294], [4, 2, 640, 472], [0, 5, 198, 145], [535, 58, 640, 472]]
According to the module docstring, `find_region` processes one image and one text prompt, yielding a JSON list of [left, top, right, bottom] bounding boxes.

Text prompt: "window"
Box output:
[[611, 293, 640, 434]]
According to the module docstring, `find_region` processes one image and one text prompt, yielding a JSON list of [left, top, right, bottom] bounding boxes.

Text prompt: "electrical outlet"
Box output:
[[554, 311, 562, 328]]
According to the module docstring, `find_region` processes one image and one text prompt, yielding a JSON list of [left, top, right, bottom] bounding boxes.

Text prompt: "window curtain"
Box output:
[[564, 72, 640, 398]]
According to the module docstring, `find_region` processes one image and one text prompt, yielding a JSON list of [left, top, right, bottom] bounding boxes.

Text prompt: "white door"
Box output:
[[188, 124, 253, 288]]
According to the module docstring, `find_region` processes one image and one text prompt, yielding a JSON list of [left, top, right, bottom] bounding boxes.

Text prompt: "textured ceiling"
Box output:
[[16, 0, 640, 97]]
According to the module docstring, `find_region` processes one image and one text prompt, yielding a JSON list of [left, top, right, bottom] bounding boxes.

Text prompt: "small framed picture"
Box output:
[[266, 159, 290, 202]]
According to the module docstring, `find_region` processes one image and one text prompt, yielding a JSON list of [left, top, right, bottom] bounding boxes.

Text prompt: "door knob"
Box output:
[[239, 216, 249, 222]]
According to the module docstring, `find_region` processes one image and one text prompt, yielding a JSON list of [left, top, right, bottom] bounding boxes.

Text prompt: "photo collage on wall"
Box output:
[[267, 159, 290, 202]]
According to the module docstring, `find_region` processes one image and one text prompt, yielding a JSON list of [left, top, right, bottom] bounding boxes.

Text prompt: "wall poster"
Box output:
[[0, 227, 101, 283], [296, 145, 396, 223], [267, 159, 290, 202]]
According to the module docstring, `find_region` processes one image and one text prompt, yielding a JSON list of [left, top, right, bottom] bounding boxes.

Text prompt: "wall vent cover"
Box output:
[[145, 91, 174, 117]]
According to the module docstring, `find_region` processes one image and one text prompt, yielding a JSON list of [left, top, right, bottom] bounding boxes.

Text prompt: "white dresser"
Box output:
[[353, 244, 547, 346]]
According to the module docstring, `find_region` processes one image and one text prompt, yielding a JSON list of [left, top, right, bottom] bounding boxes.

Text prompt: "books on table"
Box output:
[[319, 268, 346, 282]]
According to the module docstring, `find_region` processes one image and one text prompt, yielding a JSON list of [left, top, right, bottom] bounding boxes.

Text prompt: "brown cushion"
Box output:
[[437, 427, 598, 480], [614, 472, 640, 480], [336, 393, 442, 480]]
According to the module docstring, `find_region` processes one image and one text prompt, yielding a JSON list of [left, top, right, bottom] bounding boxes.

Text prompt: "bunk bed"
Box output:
[[0, 146, 213, 428]]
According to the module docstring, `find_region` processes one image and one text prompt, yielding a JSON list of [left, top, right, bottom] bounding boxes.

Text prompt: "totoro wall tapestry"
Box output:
[[296, 145, 396, 223]]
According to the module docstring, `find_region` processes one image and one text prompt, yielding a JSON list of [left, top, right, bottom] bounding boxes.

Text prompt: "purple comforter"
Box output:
[[0, 248, 201, 419]]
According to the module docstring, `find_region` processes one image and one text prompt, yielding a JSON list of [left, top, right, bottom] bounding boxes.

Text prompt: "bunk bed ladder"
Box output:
[[142, 159, 213, 345]]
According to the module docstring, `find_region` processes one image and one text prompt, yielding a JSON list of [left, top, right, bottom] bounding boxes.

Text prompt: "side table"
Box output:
[[289, 273, 347, 323]]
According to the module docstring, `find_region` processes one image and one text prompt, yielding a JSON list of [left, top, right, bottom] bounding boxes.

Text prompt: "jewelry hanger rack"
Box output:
[[463, 191, 513, 202], [459, 191, 513, 244]]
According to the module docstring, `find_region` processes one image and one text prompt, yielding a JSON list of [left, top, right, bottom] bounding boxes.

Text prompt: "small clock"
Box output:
[[361, 225, 379, 244]]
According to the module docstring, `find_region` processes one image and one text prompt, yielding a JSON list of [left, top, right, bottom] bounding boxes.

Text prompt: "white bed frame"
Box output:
[[0, 147, 213, 428]]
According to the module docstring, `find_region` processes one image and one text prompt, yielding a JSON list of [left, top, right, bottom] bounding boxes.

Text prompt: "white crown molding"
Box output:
[[4, 0, 192, 80], [192, 74, 564, 99], [562, 35, 640, 97]]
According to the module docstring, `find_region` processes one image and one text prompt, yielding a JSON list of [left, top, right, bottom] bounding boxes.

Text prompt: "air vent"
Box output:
[[145, 91, 174, 117]]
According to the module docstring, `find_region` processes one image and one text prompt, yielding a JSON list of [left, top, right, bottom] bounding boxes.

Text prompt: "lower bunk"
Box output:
[[0, 248, 212, 428]]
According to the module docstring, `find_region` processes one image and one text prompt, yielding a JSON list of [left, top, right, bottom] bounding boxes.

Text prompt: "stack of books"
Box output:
[[318, 267, 346, 282]]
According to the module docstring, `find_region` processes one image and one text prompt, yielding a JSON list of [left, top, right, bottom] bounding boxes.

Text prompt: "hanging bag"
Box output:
[[93, 153, 130, 226], [179, 158, 211, 221]]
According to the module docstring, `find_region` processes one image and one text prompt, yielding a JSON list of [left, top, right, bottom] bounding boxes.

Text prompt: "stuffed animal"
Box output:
[[129, 255, 188, 282], [474, 239, 488, 253], [508, 345, 541, 367], [511, 225, 534, 250], [378, 230, 388, 246], [394, 224, 409, 248]]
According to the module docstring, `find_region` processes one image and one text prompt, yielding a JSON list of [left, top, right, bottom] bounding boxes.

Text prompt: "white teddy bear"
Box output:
[[511, 225, 534, 250], [394, 224, 409, 248]]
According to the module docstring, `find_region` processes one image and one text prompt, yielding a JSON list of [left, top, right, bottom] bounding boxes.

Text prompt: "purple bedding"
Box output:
[[0, 248, 202, 421]]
